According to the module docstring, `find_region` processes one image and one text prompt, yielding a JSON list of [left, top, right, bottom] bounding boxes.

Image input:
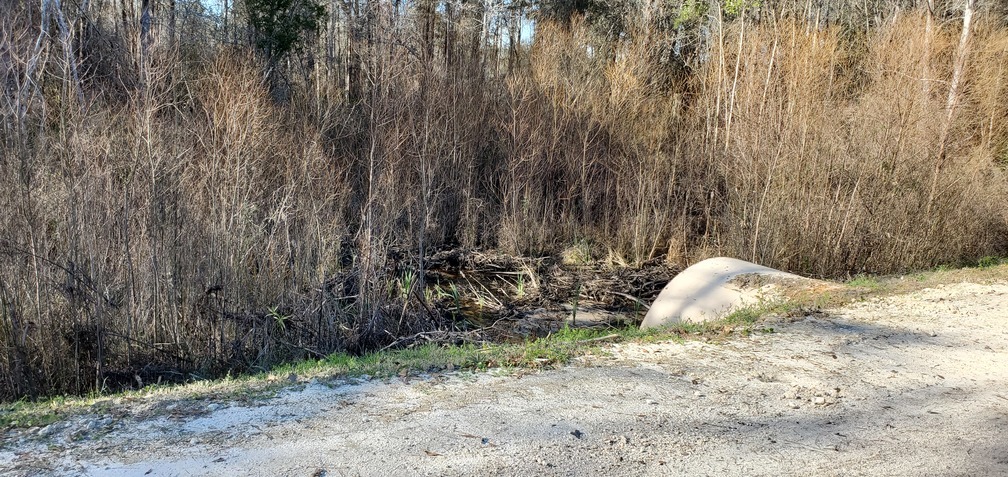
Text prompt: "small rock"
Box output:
[[37, 424, 55, 437], [814, 397, 826, 405], [206, 403, 222, 412], [288, 373, 298, 383], [87, 418, 111, 431], [571, 429, 584, 439], [789, 401, 801, 409], [645, 399, 659, 405]]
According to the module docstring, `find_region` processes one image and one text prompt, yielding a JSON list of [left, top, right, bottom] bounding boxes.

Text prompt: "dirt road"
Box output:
[[2, 281, 1007, 476]]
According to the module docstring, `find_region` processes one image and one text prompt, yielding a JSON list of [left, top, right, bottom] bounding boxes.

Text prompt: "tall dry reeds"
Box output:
[[691, 14, 1008, 276]]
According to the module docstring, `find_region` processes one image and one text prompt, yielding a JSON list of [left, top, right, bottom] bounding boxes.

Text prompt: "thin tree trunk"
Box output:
[[921, 0, 934, 104], [929, 0, 975, 214], [168, 0, 176, 48], [23, 0, 84, 108], [944, 0, 975, 129]]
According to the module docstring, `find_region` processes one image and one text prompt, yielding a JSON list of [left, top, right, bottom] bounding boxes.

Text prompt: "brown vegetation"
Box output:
[[1, 0, 1006, 399]]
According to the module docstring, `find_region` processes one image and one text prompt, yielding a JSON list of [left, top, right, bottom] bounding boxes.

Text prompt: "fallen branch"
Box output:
[[608, 291, 650, 310], [576, 333, 622, 345]]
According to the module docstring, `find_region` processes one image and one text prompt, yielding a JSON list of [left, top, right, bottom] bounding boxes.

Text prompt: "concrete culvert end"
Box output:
[[641, 257, 817, 329]]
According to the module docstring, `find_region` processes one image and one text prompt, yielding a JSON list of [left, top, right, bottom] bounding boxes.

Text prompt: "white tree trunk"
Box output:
[[929, 0, 976, 215], [945, 0, 975, 125]]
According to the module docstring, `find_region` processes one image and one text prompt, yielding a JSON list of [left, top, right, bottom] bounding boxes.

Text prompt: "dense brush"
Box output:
[[0, 4, 1005, 399]]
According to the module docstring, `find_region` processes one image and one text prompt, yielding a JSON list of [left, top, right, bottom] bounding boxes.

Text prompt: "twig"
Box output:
[[609, 291, 650, 310], [576, 333, 621, 345], [378, 317, 516, 352], [278, 339, 327, 359], [412, 287, 437, 321]]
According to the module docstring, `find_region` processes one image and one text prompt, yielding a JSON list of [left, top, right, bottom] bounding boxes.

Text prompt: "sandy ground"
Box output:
[[2, 281, 1007, 476]]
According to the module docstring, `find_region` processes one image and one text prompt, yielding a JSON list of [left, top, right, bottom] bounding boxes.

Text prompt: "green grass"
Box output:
[[841, 261, 1008, 302], [0, 319, 749, 430], [2, 397, 73, 428], [846, 274, 882, 289], [270, 325, 688, 379], [975, 256, 1006, 269]]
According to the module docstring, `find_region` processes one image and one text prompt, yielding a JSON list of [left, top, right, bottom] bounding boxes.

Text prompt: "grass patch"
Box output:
[[846, 274, 882, 289], [975, 256, 1006, 269], [0, 320, 743, 430], [723, 305, 767, 325], [1, 398, 73, 428], [846, 262, 1008, 301]]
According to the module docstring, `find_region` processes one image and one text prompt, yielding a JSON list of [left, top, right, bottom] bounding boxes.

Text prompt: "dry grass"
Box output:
[[0, 4, 1006, 399]]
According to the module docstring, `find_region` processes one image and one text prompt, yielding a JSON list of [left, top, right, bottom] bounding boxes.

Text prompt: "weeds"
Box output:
[[976, 256, 1005, 268], [515, 273, 526, 298], [846, 275, 882, 290]]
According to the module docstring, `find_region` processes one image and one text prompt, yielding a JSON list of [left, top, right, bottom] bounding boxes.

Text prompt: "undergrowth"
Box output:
[[2, 1, 1007, 400]]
